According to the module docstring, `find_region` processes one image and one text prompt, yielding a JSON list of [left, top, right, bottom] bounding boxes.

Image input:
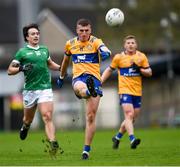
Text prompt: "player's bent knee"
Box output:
[[125, 110, 134, 118], [42, 113, 52, 123], [86, 113, 95, 123]]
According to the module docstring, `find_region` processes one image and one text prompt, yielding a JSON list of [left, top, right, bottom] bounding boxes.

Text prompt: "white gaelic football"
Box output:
[[105, 8, 124, 26]]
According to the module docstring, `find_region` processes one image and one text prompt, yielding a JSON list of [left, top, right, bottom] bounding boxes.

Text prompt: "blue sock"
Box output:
[[116, 132, 123, 140], [129, 134, 135, 142], [83, 145, 91, 152]]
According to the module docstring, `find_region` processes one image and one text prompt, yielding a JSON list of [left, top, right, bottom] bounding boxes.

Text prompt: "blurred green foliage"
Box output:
[[95, 0, 180, 53]]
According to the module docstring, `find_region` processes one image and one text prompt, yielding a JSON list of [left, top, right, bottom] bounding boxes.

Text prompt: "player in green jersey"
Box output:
[[7, 23, 61, 155]]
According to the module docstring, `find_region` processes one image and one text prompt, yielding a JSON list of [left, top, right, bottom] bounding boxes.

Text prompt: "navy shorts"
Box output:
[[72, 73, 103, 98], [120, 94, 141, 108]]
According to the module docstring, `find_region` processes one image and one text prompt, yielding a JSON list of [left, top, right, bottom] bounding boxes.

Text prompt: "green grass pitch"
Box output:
[[0, 128, 180, 166]]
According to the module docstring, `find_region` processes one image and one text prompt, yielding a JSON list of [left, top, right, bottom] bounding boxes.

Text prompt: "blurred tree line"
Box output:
[[93, 0, 180, 54]]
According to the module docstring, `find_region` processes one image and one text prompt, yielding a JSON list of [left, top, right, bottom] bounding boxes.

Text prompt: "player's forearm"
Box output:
[[101, 67, 113, 84], [59, 57, 69, 78], [48, 59, 60, 71], [7, 62, 20, 75], [7, 67, 20, 75], [140, 68, 152, 77]]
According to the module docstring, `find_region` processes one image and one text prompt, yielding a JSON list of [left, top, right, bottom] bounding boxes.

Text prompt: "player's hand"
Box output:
[[131, 62, 141, 72], [57, 77, 64, 88], [19, 63, 33, 72]]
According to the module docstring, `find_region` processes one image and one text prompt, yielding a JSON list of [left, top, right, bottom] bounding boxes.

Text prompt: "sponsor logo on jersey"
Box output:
[[120, 67, 140, 77], [129, 67, 137, 73], [73, 53, 99, 64], [77, 55, 86, 62], [26, 52, 33, 55]]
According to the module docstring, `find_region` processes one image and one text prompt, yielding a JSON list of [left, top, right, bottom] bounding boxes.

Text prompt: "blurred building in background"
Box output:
[[0, 0, 180, 131]]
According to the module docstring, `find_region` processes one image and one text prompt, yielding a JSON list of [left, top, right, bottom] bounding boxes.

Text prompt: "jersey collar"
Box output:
[[77, 35, 91, 42], [26, 44, 40, 50]]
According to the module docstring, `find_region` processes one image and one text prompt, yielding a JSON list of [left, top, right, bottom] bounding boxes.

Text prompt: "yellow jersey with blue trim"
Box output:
[[110, 50, 150, 96], [64, 35, 105, 80]]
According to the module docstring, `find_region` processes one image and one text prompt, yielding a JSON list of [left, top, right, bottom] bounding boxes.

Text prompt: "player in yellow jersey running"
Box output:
[[101, 35, 152, 149], [57, 18, 111, 159]]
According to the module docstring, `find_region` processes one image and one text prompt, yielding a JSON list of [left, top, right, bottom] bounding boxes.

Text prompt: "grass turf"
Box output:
[[0, 128, 180, 166]]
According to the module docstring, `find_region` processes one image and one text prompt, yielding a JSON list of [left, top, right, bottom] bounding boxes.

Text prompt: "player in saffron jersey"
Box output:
[[57, 18, 111, 159], [101, 35, 152, 149], [7, 23, 61, 155]]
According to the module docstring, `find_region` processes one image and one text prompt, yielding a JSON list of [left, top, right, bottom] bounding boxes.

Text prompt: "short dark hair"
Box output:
[[23, 23, 39, 42], [76, 18, 91, 27]]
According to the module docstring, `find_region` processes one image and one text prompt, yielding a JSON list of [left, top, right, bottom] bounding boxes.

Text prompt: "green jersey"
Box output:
[[14, 44, 52, 90]]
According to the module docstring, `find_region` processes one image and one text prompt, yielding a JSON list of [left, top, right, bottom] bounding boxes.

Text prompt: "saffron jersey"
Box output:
[[64, 35, 106, 80], [110, 50, 150, 96]]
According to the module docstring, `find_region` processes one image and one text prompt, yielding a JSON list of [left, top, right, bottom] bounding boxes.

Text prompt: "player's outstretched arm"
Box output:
[[57, 55, 70, 88], [101, 66, 114, 84], [47, 58, 61, 71], [59, 55, 70, 78]]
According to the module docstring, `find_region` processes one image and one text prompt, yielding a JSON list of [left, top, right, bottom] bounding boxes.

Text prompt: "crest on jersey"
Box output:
[[123, 95, 128, 101], [86, 44, 93, 51], [35, 51, 41, 56]]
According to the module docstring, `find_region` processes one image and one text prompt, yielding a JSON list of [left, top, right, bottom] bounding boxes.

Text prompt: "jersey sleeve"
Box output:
[[110, 54, 120, 69], [64, 41, 71, 56], [94, 38, 103, 49], [40, 45, 50, 60], [14, 49, 23, 63], [46, 48, 50, 60], [95, 38, 111, 61], [43, 46, 50, 60], [141, 54, 150, 68]]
